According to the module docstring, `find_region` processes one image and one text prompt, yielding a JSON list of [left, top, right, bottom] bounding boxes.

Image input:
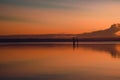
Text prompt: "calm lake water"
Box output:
[[0, 43, 120, 80]]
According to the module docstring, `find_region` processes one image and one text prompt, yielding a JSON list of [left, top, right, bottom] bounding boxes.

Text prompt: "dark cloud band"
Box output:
[[0, 16, 34, 22]]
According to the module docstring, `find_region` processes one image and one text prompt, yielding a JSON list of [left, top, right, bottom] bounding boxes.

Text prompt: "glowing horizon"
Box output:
[[0, 0, 120, 35]]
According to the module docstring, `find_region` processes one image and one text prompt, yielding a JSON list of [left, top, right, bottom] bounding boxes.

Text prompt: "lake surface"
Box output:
[[0, 43, 120, 80]]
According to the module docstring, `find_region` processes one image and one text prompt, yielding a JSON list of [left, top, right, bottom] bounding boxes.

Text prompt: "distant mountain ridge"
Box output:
[[77, 24, 120, 38], [0, 24, 120, 39]]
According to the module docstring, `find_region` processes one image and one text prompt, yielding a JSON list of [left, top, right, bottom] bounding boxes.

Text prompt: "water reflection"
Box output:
[[0, 43, 120, 80], [73, 44, 120, 58]]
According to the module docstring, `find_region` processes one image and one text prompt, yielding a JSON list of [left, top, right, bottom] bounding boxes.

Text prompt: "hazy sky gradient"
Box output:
[[0, 0, 120, 35]]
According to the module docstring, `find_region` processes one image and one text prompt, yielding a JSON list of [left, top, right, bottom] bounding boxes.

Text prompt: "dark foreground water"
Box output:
[[0, 43, 120, 80]]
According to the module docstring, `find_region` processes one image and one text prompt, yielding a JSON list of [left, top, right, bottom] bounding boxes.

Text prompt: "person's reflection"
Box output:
[[73, 44, 120, 58], [72, 37, 78, 50]]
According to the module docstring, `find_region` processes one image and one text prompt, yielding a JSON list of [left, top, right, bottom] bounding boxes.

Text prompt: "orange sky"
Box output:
[[0, 0, 120, 35]]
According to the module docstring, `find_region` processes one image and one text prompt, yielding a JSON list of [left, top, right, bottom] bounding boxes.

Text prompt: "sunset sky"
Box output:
[[0, 0, 120, 35]]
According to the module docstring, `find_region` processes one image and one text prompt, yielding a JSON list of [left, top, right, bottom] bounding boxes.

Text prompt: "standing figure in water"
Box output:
[[72, 37, 79, 48]]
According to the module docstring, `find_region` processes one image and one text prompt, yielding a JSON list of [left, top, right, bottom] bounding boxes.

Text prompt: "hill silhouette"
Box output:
[[77, 24, 120, 38], [0, 24, 120, 43]]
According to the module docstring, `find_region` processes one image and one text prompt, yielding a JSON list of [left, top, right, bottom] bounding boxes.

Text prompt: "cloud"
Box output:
[[0, 16, 35, 22], [1, 0, 120, 10], [0, 0, 73, 9]]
